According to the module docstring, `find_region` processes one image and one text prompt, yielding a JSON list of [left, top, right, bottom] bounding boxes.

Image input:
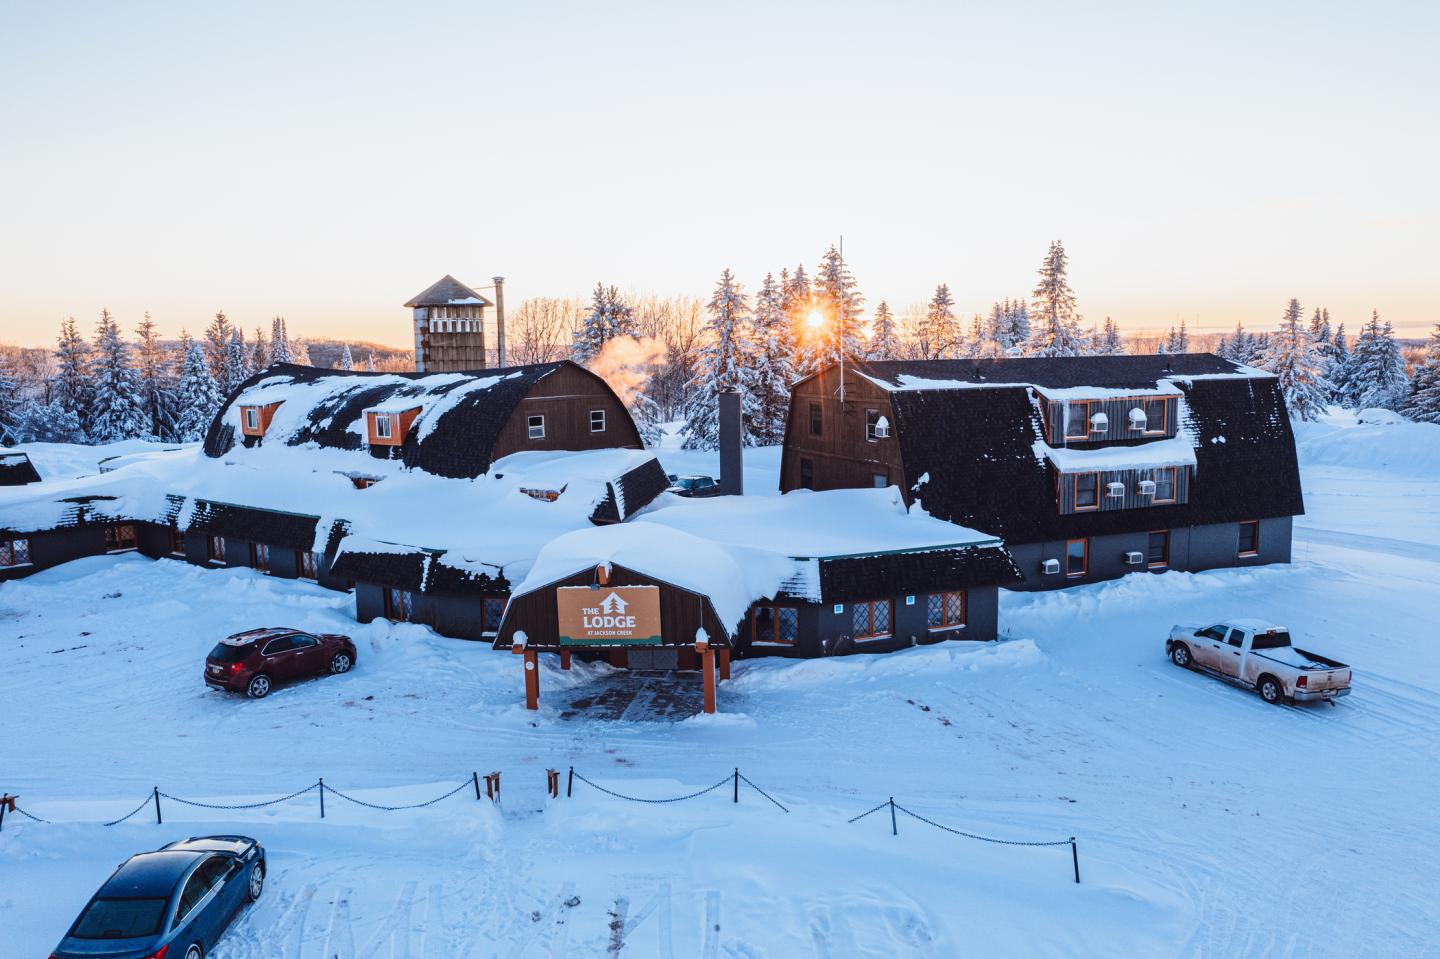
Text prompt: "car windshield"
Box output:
[[72, 897, 168, 939], [1251, 631, 1293, 650], [208, 643, 250, 663]]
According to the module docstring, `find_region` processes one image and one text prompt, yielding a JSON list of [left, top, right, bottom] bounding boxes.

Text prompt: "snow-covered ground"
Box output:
[[3, 411, 1438, 957]]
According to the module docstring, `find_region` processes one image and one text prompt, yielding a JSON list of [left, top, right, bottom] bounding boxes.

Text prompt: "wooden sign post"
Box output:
[[512, 634, 539, 710], [696, 633, 716, 715]]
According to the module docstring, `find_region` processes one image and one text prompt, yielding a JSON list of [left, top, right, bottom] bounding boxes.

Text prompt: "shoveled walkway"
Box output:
[[559, 670, 707, 722]]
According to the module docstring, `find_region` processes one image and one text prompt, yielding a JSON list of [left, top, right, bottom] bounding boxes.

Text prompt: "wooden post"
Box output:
[[701, 647, 716, 714], [560, 649, 572, 671], [523, 649, 539, 710], [718, 647, 731, 681]]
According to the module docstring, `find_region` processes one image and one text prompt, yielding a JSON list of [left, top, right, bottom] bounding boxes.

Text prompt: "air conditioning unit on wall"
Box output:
[[1089, 412, 1109, 432], [1124, 551, 1145, 565], [1107, 481, 1125, 498], [1138, 479, 1157, 495], [1042, 558, 1061, 575]]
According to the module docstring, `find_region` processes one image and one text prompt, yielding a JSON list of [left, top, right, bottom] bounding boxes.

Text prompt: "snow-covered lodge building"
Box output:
[[0, 360, 1020, 702], [780, 354, 1304, 588]]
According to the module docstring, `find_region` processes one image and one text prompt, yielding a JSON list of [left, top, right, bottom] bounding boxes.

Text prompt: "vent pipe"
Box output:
[[718, 390, 744, 496], [492, 276, 506, 368]]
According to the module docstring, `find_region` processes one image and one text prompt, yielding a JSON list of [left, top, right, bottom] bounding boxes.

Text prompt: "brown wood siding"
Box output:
[[779, 367, 905, 493], [239, 401, 283, 437], [1054, 464, 1192, 514], [496, 563, 731, 649], [366, 407, 422, 446], [1041, 395, 1178, 445], [492, 365, 643, 459]]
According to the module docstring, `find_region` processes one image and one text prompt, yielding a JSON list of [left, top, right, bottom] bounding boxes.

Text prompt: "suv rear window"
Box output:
[[208, 643, 250, 663], [1251, 631, 1293, 650], [72, 897, 168, 939]]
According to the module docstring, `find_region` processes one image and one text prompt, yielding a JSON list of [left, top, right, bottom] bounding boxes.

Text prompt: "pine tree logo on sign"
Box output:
[[557, 585, 662, 646]]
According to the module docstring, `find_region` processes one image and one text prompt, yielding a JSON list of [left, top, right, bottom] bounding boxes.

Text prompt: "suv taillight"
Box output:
[[1296, 675, 1307, 687], [231, 661, 246, 672]]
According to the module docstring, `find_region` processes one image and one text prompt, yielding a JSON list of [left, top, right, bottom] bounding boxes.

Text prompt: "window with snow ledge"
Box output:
[[239, 401, 283, 438]]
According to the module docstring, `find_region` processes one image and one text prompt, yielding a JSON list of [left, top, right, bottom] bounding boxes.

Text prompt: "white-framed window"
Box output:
[[528, 414, 545, 440], [590, 409, 606, 433], [244, 408, 258, 430], [375, 414, 393, 439], [1, 538, 32, 567]]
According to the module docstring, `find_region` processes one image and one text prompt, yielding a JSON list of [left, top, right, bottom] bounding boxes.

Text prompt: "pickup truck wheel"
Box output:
[[1169, 644, 1193, 668], [1258, 675, 1285, 705]]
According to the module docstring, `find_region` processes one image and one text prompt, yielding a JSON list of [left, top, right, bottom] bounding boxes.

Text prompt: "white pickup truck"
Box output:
[[1166, 619, 1352, 705]]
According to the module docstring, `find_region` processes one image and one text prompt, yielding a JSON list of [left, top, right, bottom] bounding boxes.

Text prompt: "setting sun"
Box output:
[[805, 308, 826, 329]]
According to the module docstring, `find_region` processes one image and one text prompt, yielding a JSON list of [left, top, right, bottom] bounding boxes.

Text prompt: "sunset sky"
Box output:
[[1, 1, 1435, 349]]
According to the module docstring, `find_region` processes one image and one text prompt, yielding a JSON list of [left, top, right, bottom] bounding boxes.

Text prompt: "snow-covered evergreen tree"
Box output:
[[89, 309, 150, 442], [339, 343, 355, 370], [1099, 316, 1125, 355], [1006, 297, 1031, 348], [134, 312, 176, 441], [0, 351, 21, 444], [572, 284, 636, 365], [249, 327, 269, 373], [1327, 324, 1351, 400], [54, 315, 94, 439], [173, 339, 224, 442], [269, 317, 293, 364], [744, 272, 798, 445], [811, 245, 864, 368], [1026, 240, 1086, 357], [291, 339, 312, 367], [204, 311, 233, 383], [1401, 323, 1440, 424], [1348, 310, 1409, 410], [365, 352, 376, 372], [1174, 319, 1189, 353], [919, 285, 955, 360], [682, 269, 752, 450], [224, 327, 252, 392], [15, 400, 83, 443], [1257, 298, 1330, 422], [868, 301, 899, 361]]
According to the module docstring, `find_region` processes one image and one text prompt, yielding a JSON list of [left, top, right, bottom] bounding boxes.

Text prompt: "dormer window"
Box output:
[[365, 406, 421, 448], [1143, 399, 1168, 434], [239, 401, 282, 438]]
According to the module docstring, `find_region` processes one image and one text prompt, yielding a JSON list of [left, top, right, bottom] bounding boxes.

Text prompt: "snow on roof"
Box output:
[[509, 487, 1007, 635], [639, 486, 1000, 560], [1038, 434, 1198, 473], [1227, 618, 1288, 633], [513, 521, 796, 636], [851, 354, 1271, 394]]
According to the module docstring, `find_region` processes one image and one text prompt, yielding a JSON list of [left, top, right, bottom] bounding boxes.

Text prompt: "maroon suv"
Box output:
[[205, 627, 358, 698]]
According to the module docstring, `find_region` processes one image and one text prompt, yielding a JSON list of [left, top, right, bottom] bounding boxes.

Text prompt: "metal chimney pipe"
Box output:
[[718, 390, 744, 496], [492, 276, 506, 368]]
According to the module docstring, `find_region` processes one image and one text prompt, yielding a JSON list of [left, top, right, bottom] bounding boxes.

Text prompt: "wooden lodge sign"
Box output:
[[557, 585, 662, 646]]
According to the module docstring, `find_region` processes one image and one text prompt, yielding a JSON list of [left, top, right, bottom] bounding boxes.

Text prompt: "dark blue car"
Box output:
[[51, 835, 265, 959]]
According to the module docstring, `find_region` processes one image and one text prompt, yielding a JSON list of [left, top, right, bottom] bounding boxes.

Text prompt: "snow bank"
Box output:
[[1294, 408, 1440, 476]]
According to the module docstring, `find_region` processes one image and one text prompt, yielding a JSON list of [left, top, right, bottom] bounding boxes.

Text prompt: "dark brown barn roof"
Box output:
[[0, 452, 43, 486], [403, 275, 493, 309], [851, 356, 1305, 543], [203, 361, 603, 479]]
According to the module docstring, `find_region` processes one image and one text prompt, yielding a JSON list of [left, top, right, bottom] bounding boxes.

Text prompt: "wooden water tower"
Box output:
[[405, 274, 500, 373]]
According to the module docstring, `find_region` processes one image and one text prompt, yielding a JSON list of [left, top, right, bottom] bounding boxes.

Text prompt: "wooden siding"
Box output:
[[779, 367, 905, 493], [366, 407, 421, 447], [1054, 464, 1191, 514], [492, 364, 643, 459], [1040, 395, 1178, 445], [239, 401, 283, 437], [496, 563, 730, 649]]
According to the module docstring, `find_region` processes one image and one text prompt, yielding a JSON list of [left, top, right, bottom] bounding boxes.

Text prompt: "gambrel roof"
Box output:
[[835, 354, 1304, 543]]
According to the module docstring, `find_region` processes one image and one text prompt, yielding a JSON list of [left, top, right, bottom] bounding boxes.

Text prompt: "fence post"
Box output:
[[1071, 838, 1080, 884], [153, 787, 162, 825], [733, 768, 739, 804], [889, 797, 897, 836], [567, 766, 574, 798], [472, 771, 481, 801], [319, 779, 326, 819]]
